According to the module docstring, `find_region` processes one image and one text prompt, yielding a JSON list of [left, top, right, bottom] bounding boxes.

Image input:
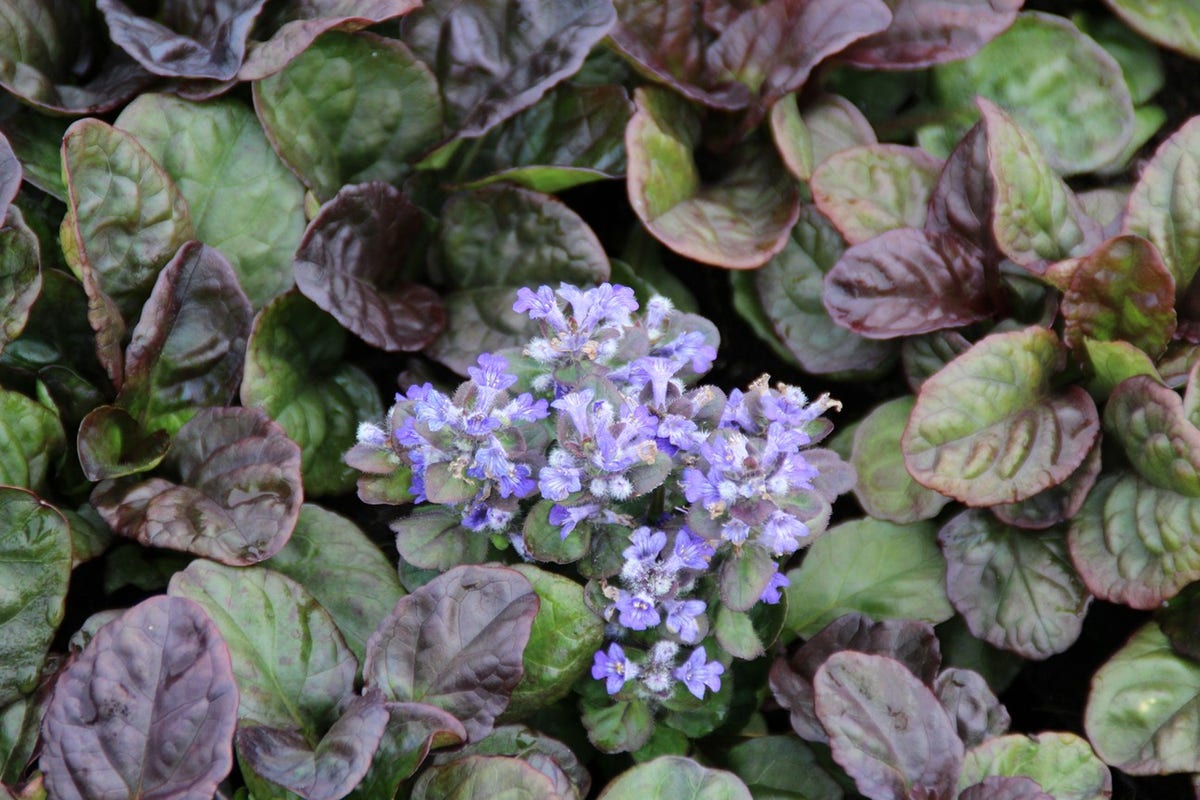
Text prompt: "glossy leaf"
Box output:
[[934, 668, 1010, 749], [40, 596, 238, 800], [1103, 0, 1200, 60], [724, 736, 843, 800], [115, 94, 307, 306], [431, 724, 590, 798], [294, 181, 444, 352], [1083, 338, 1160, 399], [958, 732, 1112, 800], [364, 565, 539, 741], [991, 440, 1102, 531], [350, 702, 467, 800], [814, 652, 963, 800], [597, 756, 751, 799], [411, 754, 564, 800], [811, 145, 942, 245], [92, 406, 302, 566], [168, 559, 357, 735], [400, 0, 616, 138], [1105, 375, 1200, 496], [254, 31, 442, 201], [76, 405, 170, 482], [842, 0, 1022, 69], [902, 327, 1100, 506], [851, 396, 951, 523], [925, 122, 994, 253], [0, 207, 40, 358], [626, 87, 800, 269], [939, 510, 1089, 659], [784, 519, 954, 638], [0, 388, 64, 493]]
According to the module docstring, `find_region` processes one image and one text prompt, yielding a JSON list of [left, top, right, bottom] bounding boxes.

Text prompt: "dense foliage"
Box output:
[[3, 0, 1200, 797]]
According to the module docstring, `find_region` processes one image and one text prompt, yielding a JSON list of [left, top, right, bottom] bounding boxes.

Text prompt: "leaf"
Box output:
[[98, 0, 266, 80], [115, 93, 307, 307], [0, 207, 40, 358], [0, 488, 70, 708], [399, 0, 616, 138], [254, 31, 442, 201], [958, 776, 1053, 800], [958, 732, 1112, 800], [1103, 0, 1200, 60], [92, 406, 302, 566], [432, 724, 591, 798], [823, 227, 991, 339], [851, 396, 950, 524], [0, 388, 64, 493], [596, 756, 752, 799], [902, 327, 1100, 506], [293, 181, 444, 352], [237, 691, 390, 800], [934, 668, 1010, 749], [1105, 375, 1200, 496], [719, 544, 778, 613], [626, 86, 800, 269], [931, 12, 1135, 175], [39, 596, 239, 800], [991, 440, 1102, 531], [841, 0, 1023, 69], [241, 291, 383, 496], [411, 755, 564, 800], [392, 505, 492, 570], [810, 145, 942, 245], [168, 559, 357, 735], [813, 652, 963, 800], [1083, 338, 1160, 399], [76, 405, 170, 482], [581, 695, 654, 754], [925, 122, 995, 254], [784, 518, 954, 638], [724, 736, 843, 800], [364, 565, 539, 741], [350, 702, 467, 800], [265, 504, 404, 664]]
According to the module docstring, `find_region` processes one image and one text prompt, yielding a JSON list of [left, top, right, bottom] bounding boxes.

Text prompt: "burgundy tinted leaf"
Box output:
[[119, 241, 253, 436], [434, 724, 591, 799], [934, 668, 1010, 749], [352, 702, 467, 799], [991, 440, 1101, 530], [926, 122, 995, 252], [0, 207, 42, 359], [814, 651, 963, 800], [0, 132, 19, 222], [811, 144, 942, 245], [76, 405, 170, 482], [91, 406, 302, 565], [411, 755, 564, 800], [1061, 235, 1176, 358], [959, 776, 1053, 800], [364, 565, 539, 741], [40, 596, 238, 800], [98, 0, 267, 80], [400, 0, 616, 138], [769, 613, 940, 743], [1105, 375, 1200, 496], [823, 227, 991, 338], [294, 182, 444, 352], [238, 691, 389, 800], [842, 0, 1022, 69]]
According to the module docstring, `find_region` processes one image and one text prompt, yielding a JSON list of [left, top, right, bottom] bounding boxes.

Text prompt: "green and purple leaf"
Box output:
[[851, 396, 951, 523], [841, 0, 1023, 69], [76, 405, 170, 482], [811, 145, 942, 245], [0, 208, 42, 359], [350, 702, 467, 800], [411, 754, 567, 800], [596, 756, 751, 800], [1104, 375, 1200, 496], [957, 732, 1111, 799], [991, 441, 1102, 530], [0, 388, 65, 493], [934, 668, 1010, 749], [958, 776, 1053, 800], [1102, 0, 1200, 60]]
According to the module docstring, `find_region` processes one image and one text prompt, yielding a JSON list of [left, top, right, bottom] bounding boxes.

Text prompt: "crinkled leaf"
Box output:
[[168, 559, 357, 735], [724, 736, 843, 800], [1105, 375, 1200, 496], [0, 388, 64, 493], [1156, 581, 1200, 661], [925, 122, 994, 251], [92, 406, 302, 566], [433, 724, 590, 799], [842, 0, 1023, 69], [958, 776, 1053, 800], [804, 94, 879, 169], [265, 504, 403, 664], [0, 207, 41, 358], [934, 668, 1010, 749], [241, 291, 383, 496], [958, 732, 1112, 800], [40, 596, 238, 800], [851, 396, 950, 523], [399, 0, 616, 138], [813, 652, 963, 800], [991, 440, 1102, 530], [811, 145, 942, 245], [98, 0, 266, 80], [237, 691, 389, 800], [426, 286, 543, 377], [626, 86, 799, 269], [294, 181, 444, 352], [1103, 0, 1200, 60], [785, 519, 953, 638], [939, 510, 1089, 659], [364, 565, 539, 741], [0, 488, 69, 708], [581, 695, 654, 754], [76, 405, 170, 482], [350, 702, 467, 800], [597, 756, 751, 799], [254, 31, 442, 201], [752, 207, 894, 376], [1083, 338, 1161, 399], [411, 754, 564, 800], [391, 505, 491, 571], [901, 331, 972, 393], [824, 227, 991, 338], [115, 94, 307, 307], [770, 613, 940, 743], [931, 13, 1135, 175], [902, 327, 1099, 506]]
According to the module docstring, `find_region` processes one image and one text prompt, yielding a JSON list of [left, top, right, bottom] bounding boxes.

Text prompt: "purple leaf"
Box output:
[[76, 405, 171, 482], [959, 776, 1053, 800], [991, 440, 1101, 530], [814, 651, 963, 800], [841, 0, 1023, 69], [92, 406, 303, 566], [934, 668, 1010, 749], [823, 227, 992, 338], [925, 122, 995, 254], [40, 596, 239, 800], [294, 182, 444, 352], [98, 0, 267, 80], [0, 132, 20, 222], [363, 565, 539, 741]]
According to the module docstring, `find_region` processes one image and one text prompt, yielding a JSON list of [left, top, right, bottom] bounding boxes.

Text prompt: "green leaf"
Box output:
[[1104, 375, 1200, 496], [75, 404, 170, 481], [598, 756, 751, 799], [715, 601, 785, 662], [349, 702, 467, 800], [958, 732, 1111, 799], [724, 736, 843, 800], [1083, 338, 1161, 399], [116, 93, 307, 307], [931, 12, 1135, 175], [719, 544, 777, 613], [582, 694, 655, 755], [0, 387, 64, 492], [168, 559, 357, 737], [391, 505, 491, 570], [265, 504, 404, 664], [1077, 13, 1164, 106], [0, 207, 41, 358], [810, 145, 942, 245], [784, 518, 954, 638], [902, 327, 1100, 506], [769, 93, 814, 181], [241, 290, 383, 496], [851, 397, 950, 524], [522, 499, 590, 564], [0, 487, 70, 707], [1103, 0, 1200, 60], [991, 441, 1102, 531], [410, 754, 561, 800], [254, 31, 442, 201], [627, 87, 800, 269], [939, 510, 1089, 659]]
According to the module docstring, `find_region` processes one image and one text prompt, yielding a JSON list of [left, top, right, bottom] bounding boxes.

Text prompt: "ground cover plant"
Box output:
[[4, 0, 1200, 797]]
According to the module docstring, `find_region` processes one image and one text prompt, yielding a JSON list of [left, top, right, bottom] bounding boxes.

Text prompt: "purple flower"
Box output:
[[759, 511, 808, 556], [673, 646, 724, 699], [615, 591, 661, 630], [468, 352, 518, 394], [623, 527, 668, 564], [591, 643, 635, 694], [667, 528, 714, 571], [663, 599, 706, 643], [655, 330, 716, 373], [549, 503, 600, 538], [760, 568, 790, 604], [539, 451, 583, 501]]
